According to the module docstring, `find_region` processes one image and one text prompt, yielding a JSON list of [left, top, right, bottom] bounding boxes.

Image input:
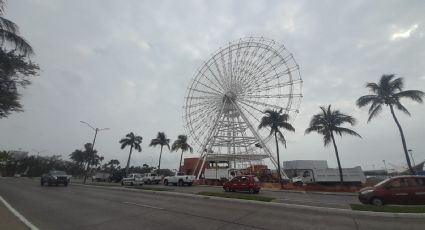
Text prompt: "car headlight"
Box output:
[[360, 189, 374, 194]]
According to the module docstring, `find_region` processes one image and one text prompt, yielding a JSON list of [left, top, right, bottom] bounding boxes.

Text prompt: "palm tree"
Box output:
[[149, 132, 170, 172], [356, 74, 424, 175], [69, 149, 85, 169], [119, 132, 142, 176], [305, 105, 361, 182], [0, 0, 33, 55], [258, 109, 295, 183], [171, 135, 193, 173], [107, 159, 120, 172]]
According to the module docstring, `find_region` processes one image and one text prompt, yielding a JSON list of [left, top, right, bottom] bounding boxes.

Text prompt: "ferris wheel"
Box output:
[[183, 37, 302, 178]]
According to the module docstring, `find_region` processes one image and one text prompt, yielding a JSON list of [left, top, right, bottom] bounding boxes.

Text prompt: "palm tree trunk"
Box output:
[[158, 145, 163, 172], [274, 132, 282, 183], [179, 149, 184, 173], [330, 132, 343, 183], [389, 105, 415, 175], [125, 146, 133, 176]]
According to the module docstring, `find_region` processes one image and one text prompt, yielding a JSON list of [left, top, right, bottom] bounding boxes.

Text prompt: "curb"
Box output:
[[72, 183, 425, 219]]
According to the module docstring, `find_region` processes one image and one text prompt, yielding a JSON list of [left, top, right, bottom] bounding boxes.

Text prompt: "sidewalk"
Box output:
[[0, 202, 29, 230]]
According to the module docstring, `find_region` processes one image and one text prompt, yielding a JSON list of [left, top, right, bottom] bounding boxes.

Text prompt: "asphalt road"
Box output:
[[1, 177, 424, 230]]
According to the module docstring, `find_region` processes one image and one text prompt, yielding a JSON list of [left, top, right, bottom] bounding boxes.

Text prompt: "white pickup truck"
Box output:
[[121, 173, 144, 186], [163, 173, 195, 186], [142, 173, 162, 184]]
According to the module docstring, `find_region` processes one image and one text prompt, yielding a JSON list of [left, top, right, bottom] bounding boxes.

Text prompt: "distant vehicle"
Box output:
[[163, 173, 195, 186], [121, 173, 143, 186], [109, 170, 124, 183], [41, 170, 71, 186], [142, 173, 162, 184], [223, 175, 261, 194], [284, 160, 366, 184], [291, 167, 366, 184], [204, 168, 240, 181], [358, 175, 425, 205], [92, 172, 110, 182]]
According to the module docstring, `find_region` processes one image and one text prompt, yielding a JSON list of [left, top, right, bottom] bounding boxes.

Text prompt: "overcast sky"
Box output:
[[1, 0, 424, 171]]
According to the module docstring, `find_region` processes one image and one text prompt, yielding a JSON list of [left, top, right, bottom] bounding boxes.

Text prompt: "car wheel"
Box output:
[[64, 182, 68, 187], [371, 197, 384, 206], [188, 182, 193, 186], [130, 182, 134, 186], [178, 180, 184, 186], [147, 180, 151, 184], [224, 187, 230, 192], [40, 180, 44, 186], [164, 180, 168, 186], [48, 182, 52, 186], [121, 181, 124, 186], [248, 188, 254, 194]]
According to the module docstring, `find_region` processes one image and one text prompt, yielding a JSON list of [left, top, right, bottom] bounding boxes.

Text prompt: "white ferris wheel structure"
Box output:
[[183, 37, 303, 179]]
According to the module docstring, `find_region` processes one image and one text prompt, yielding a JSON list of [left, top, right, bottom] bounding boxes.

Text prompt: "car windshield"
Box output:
[[253, 177, 260, 182], [50, 171, 66, 176], [374, 178, 392, 187]]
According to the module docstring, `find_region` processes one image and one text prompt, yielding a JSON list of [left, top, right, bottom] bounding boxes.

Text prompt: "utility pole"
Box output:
[[80, 121, 109, 184], [408, 149, 416, 167]]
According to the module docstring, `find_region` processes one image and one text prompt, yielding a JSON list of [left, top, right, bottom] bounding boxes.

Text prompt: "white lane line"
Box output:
[[122, 201, 164, 210], [0, 195, 40, 230]]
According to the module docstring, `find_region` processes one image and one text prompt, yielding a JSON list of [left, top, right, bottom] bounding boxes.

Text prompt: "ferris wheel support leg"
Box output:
[[232, 101, 289, 180], [196, 154, 208, 180]]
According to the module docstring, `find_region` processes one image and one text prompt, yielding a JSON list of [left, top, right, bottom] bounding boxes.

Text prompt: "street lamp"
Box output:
[[80, 121, 109, 184], [408, 149, 416, 167]]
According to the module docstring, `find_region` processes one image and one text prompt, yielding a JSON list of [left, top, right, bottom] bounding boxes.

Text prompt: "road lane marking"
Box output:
[[0, 195, 40, 230], [122, 201, 164, 210]]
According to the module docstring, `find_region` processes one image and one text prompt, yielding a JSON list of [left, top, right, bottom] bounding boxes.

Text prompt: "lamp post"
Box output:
[[80, 121, 109, 184], [408, 149, 416, 167]]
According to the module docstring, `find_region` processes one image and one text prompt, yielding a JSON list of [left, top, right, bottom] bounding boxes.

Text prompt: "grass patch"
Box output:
[[125, 186, 175, 192], [197, 191, 274, 202], [350, 204, 425, 213]]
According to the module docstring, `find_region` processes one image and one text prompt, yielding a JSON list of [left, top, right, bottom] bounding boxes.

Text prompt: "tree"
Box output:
[[258, 109, 295, 183], [171, 135, 193, 173], [356, 74, 424, 175], [119, 132, 142, 176], [107, 159, 120, 172], [1, 49, 38, 118], [69, 149, 85, 169], [305, 105, 361, 182], [0, 0, 33, 55], [149, 132, 170, 172]]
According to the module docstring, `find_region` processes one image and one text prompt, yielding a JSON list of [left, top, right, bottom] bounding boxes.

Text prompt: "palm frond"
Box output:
[[334, 127, 361, 138], [0, 29, 33, 55], [356, 95, 378, 108], [395, 102, 411, 116], [395, 90, 424, 103], [367, 104, 382, 122]]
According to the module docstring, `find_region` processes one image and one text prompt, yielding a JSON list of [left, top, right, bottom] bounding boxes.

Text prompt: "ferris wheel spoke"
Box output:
[[240, 93, 301, 99], [189, 88, 222, 96], [238, 97, 286, 111], [245, 79, 302, 94], [205, 62, 227, 91], [195, 71, 225, 94]]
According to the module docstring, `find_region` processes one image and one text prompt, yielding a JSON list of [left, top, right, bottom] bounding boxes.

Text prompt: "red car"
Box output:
[[358, 176, 425, 205], [223, 175, 261, 194]]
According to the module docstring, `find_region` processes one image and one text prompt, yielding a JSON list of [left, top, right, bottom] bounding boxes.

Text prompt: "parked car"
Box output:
[[121, 173, 144, 186], [41, 170, 71, 186], [223, 175, 261, 194], [92, 172, 110, 182], [358, 175, 425, 205], [142, 173, 162, 184], [109, 170, 124, 183], [163, 173, 195, 186]]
